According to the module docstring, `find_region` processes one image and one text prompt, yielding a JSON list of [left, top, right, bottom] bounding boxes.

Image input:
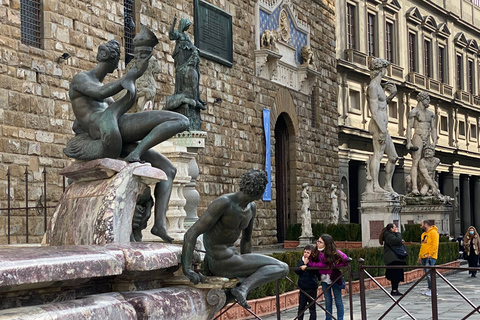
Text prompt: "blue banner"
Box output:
[[263, 109, 271, 201]]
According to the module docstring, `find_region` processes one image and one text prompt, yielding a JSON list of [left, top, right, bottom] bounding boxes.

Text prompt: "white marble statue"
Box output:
[[260, 29, 278, 51], [330, 184, 339, 224], [366, 58, 398, 195], [406, 91, 437, 195], [340, 184, 348, 221], [300, 183, 313, 237]]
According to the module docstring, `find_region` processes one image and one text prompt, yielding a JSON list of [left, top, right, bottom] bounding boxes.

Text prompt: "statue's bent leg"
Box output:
[[141, 149, 176, 243], [210, 254, 289, 309], [119, 111, 189, 163]]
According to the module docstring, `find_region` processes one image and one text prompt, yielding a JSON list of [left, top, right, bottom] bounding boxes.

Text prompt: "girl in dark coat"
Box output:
[[379, 223, 407, 296]]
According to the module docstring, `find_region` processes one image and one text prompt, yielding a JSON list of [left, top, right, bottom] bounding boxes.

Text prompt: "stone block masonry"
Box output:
[[0, 0, 338, 245]]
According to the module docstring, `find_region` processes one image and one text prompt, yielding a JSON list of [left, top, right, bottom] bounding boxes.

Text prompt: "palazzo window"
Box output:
[[21, 0, 42, 48], [367, 13, 376, 57], [456, 54, 463, 90], [347, 3, 356, 50], [124, 0, 135, 64], [438, 45, 446, 83], [471, 123, 478, 140], [424, 40, 431, 77], [468, 59, 474, 94], [386, 21, 394, 63], [440, 115, 448, 133], [459, 120, 466, 137], [408, 32, 417, 72]]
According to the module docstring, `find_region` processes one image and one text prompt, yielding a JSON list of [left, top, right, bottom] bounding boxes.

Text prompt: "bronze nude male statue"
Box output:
[[182, 170, 289, 309], [64, 25, 189, 242]]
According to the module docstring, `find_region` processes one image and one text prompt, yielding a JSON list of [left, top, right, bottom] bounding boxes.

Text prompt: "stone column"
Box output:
[[461, 176, 471, 233], [473, 177, 480, 228], [182, 131, 207, 228], [440, 172, 458, 237]]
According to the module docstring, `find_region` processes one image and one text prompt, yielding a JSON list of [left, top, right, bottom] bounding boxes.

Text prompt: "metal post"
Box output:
[[43, 167, 47, 232], [431, 267, 438, 319], [358, 258, 367, 320], [348, 264, 354, 320], [276, 279, 281, 320], [24, 166, 29, 243], [7, 168, 10, 244]]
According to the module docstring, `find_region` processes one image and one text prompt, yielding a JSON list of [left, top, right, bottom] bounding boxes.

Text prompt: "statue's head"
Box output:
[[240, 169, 268, 199], [301, 46, 313, 63], [416, 91, 430, 107], [178, 18, 191, 32], [97, 40, 121, 71], [369, 58, 390, 79], [187, 49, 200, 66], [423, 144, 435, 157]]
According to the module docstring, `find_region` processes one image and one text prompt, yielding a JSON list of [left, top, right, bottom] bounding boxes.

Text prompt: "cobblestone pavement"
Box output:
[[256, 265, 480, 320]]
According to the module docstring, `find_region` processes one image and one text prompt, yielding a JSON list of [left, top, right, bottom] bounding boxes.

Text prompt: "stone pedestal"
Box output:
[[297, 236, 314, 249], [360, 192, 402, 248], [142, 131, 206, 242], [44, 159, 166, 246], [401, 196, 453, 235]]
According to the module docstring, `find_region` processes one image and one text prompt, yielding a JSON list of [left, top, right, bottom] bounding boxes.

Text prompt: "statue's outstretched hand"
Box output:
[[184, 268, 206, 284]]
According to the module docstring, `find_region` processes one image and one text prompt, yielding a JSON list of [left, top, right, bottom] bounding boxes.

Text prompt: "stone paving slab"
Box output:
[[258, 267, 480, 320]]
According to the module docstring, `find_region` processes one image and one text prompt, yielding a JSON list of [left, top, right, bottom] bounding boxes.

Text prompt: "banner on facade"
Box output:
[[263, 108, 271, 201]]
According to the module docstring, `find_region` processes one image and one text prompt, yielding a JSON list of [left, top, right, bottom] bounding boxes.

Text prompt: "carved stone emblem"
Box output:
[[278, 9, 291, 43]]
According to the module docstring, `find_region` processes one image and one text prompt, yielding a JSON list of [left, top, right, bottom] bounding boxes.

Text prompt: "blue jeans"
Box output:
[[321, 282, 344, 320], [421, 257, 437, 289]]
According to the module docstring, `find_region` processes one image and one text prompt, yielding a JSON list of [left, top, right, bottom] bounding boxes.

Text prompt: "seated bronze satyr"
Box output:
[[182, 170, 289, 309], [64, 25, 189, 243]]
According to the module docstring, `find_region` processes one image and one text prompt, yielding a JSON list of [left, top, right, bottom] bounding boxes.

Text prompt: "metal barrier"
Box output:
[[358, 259, 480, 320], [4, 166, 65, 244], [214, 261, 354, 320]]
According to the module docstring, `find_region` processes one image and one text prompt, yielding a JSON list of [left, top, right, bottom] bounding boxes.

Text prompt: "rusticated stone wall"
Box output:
[[0, 0, 337, 245]]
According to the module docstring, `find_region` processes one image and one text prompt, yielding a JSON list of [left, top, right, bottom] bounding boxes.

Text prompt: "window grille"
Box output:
[[124, 0, 135, 64], [21, 0, 42, 48]]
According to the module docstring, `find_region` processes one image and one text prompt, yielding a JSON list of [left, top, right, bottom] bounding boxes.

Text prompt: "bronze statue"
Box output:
[[64, 25, 189, 243], [182, 170, 289, 309], [166, 16, 206, 131]]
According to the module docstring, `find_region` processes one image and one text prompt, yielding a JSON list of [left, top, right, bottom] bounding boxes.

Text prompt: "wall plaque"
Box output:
[[194, 0, 233, 67]]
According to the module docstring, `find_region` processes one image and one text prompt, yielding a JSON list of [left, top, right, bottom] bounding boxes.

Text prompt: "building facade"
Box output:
[[0, 0, 338, 245], [336, 0, 480, 236]]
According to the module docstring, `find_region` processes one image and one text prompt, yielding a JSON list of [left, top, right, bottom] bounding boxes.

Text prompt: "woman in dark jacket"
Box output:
[[379, 223, 407, 296]]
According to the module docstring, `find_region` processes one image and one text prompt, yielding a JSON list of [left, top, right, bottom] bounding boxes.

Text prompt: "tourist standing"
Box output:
[[295, 244, 318, 320], [309, 234, 348, 320], [463, 226, 480, 277], [418, 220, 439, 296], [379, 223, 407, 296]]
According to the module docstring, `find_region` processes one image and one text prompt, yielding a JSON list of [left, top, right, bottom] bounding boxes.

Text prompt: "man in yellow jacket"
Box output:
[[417, 220, 439, 296]]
